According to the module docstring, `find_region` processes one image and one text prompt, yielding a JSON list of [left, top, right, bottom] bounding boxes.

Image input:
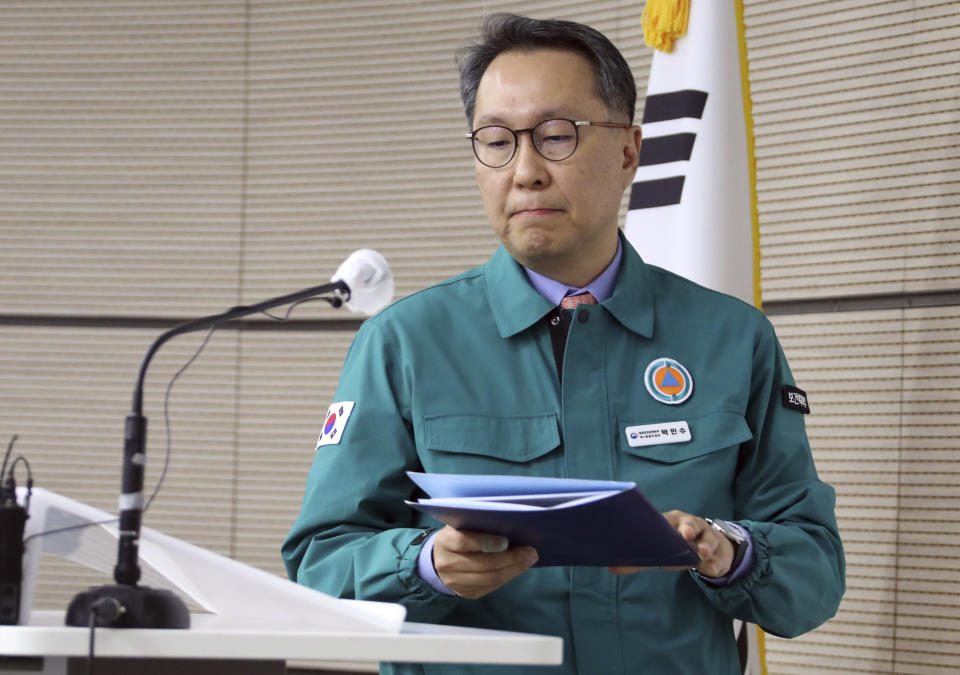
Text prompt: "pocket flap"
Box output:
[[424, 413, 561, 463], [620, 411, 752, 464]]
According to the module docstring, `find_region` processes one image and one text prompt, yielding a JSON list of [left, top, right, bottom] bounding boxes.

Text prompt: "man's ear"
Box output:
[[621, 125, 643, 187]]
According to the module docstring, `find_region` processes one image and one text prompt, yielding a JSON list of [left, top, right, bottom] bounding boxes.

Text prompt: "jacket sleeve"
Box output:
[[694, 317, 846, 638], [280, 319, 459, 623]]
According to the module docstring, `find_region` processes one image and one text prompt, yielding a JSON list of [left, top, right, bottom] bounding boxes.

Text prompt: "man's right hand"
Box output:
[[432, 525, 539, 599]]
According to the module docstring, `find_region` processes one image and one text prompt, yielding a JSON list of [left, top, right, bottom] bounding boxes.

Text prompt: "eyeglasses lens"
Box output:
[[473, 119, 579, 167]]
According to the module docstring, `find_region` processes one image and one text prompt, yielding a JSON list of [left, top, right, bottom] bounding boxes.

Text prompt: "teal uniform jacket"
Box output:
[[282, 235, 845, 674]]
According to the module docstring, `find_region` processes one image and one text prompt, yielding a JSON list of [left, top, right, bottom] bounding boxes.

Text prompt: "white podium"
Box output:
[[0, 610, 562, 674], [0, 489, 562, 673]]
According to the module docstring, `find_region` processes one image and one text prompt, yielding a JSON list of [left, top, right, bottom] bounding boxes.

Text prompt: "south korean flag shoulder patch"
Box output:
[[781, 385, 810, 414], [316, 401, 355, 448]]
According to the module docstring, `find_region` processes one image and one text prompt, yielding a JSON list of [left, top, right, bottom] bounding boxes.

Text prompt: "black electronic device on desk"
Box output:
[[0, 435, 30, 626]]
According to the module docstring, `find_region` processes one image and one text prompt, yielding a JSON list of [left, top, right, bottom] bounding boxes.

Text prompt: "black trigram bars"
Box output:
[[629, 89, 708, 210]]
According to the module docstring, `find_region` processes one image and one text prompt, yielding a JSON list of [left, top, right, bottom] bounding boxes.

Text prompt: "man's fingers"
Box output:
[[437, 545, 538, 575], [481, 533, 509, 553], [439, 552, 538, 599], [663, 510, 735, 578], [432, 525, 539, 598], [665, 510, 704, 542], [436, 525, 508, 554]]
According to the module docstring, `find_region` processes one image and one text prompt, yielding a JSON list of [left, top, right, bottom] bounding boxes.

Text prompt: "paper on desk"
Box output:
[[406, 472, 700, 568], [20, 488, 405, 632]]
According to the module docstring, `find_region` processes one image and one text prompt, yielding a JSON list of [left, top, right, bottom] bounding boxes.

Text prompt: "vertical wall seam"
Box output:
[[229, 0, 252, 560]]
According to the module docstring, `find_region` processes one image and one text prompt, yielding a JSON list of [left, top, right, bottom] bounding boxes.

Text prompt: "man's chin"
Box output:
[[504, 238, 562, 267]]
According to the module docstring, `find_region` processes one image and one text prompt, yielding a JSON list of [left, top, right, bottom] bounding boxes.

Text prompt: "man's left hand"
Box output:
[[607, 510, 734, 578]]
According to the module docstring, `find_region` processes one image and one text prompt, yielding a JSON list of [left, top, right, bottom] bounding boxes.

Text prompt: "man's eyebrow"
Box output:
[[473, 110, 578, 128], [473, 114, 509, 127]]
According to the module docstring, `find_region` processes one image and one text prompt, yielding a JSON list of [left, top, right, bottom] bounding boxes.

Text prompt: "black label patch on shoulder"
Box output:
[[781, 385, 810, 414]]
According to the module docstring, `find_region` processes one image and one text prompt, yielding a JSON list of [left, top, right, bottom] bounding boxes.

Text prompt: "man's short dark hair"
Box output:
[[456, 13, 637, 126]]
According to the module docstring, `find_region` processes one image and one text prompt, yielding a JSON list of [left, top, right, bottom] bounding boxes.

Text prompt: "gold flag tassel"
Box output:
[[641, 0, 691, 52]]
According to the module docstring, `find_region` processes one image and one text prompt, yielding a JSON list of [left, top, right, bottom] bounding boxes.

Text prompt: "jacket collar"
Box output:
[[483, 230, 654, 339], [484, 245, 555, 338], [604, 230, 654, 339]]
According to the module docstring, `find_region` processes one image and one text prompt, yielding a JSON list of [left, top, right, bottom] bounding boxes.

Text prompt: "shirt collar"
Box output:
[[523, 237, 622, 305], [483, 231, 653, 339]]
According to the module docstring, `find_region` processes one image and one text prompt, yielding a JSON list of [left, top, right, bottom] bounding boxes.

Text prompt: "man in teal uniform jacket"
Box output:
[[283, 13, 844, 674]]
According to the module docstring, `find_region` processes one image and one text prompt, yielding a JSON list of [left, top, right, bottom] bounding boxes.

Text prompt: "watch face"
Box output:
[[706, 518, 746, 545]]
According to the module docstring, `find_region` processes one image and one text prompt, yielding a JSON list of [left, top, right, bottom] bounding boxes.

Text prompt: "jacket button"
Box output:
[[578, 308, 589, 323]]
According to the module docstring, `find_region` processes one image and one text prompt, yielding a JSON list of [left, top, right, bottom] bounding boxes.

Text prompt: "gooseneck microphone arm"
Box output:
[[67, 278, 350, 629], [115, 278, 350, 587], [131, 280, 349, 419]]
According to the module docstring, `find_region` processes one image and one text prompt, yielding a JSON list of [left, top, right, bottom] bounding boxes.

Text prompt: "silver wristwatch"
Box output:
[[704, 518, 746, 546], [704, 518, 748, 572]]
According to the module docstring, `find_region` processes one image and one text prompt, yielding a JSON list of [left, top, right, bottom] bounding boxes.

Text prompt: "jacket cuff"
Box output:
[[416, 532, 457, 596], [397, 528, 460, 610], [691, 521, 770, 599], [694, 522, 754, 587]]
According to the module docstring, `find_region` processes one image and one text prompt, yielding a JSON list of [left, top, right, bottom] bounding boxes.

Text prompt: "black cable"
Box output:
[[1, 434, 17, 489], [22, 517, 119, 546], [21, 327, 217, 545], [86, 596, 125, 675], [20, 294, 335, 553], [259, 293, 342, 321], [87, 606, 96, 675], [143, 324, 217, 514], [7, 455, 32, 512]]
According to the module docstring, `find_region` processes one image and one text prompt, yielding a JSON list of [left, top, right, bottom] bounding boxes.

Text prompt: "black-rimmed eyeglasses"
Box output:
[[465, 118, 632, 168]]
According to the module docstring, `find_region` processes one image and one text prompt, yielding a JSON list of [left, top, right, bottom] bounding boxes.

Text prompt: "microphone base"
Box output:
[[66, 584, 190, 629]]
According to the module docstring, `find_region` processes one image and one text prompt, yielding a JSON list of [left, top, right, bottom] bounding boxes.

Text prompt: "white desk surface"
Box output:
[[0, 611, 563, 666]]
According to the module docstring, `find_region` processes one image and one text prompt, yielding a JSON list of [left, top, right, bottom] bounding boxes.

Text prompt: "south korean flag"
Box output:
[[316, 401, 355, 448], [625, 0, 759, 308]]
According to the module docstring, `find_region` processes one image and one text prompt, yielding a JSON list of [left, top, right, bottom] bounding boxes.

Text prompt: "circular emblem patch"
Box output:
[[644, 357, 693, 405]]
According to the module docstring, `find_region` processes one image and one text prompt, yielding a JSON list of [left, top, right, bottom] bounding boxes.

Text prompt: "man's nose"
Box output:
[[512, 133, 548, 186]]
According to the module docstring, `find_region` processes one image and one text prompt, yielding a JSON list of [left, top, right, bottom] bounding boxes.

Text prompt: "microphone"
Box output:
[[65, 250, 392, 629], [331, 248, 395, 316]]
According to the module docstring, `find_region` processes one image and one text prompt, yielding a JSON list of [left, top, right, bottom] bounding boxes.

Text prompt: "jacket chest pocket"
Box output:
[[420, 412, 561, 475], [617, 411, 752, 512]]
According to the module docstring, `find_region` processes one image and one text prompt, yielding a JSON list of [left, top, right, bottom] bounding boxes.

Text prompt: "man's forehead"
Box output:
[[472, 50, 605, 127]]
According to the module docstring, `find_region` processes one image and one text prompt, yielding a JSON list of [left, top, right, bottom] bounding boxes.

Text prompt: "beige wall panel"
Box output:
[[233, 329, 356, 576], [0, 325, 239, 608], [761, 154, 959, 192], [763, 638, 893, 675], [758, 133, 960, 177], [0, 1, 247, 317], [746, 0, 960, 302], [764, 230, 960, 276], [758, 194, 956, 232], [770, 308, 904, 670], [746, 0, 914, 30], [749, 17, 957, 65], [894, 664, 960, 675], [769, 304, 960, 672]]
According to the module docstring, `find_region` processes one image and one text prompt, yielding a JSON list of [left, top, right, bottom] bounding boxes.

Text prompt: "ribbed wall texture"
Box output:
[[745, 2, 960, 670], [0, 1, 958, 673], [769, 307, 960, 674], [747, 0, 960, 301]]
